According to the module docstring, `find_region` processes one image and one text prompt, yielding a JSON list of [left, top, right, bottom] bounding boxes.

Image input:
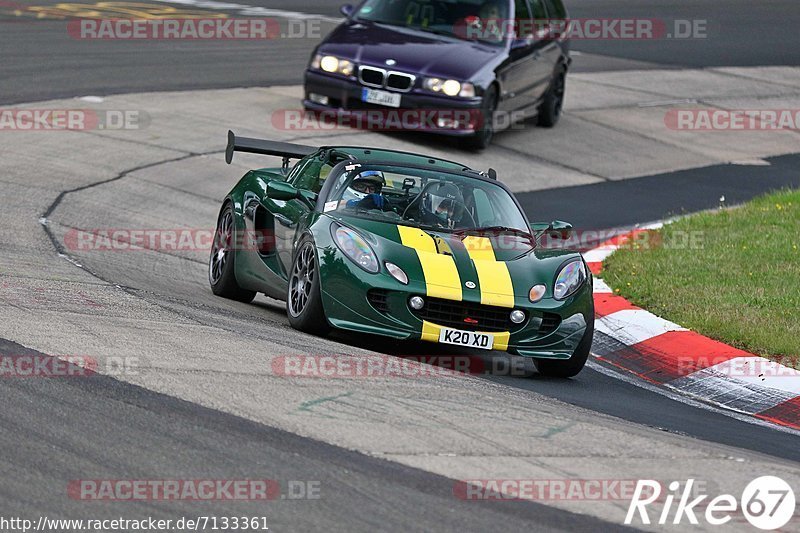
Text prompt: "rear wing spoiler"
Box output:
[[225, 130, 317, 168]]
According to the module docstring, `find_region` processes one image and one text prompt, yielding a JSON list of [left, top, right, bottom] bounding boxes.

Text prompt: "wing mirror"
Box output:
[[547, 220, 573, 239], [267, 181, 318, 209], [531, 220, 573, 239], [340, 3, 354, 17], [266, 181, 300, 201]]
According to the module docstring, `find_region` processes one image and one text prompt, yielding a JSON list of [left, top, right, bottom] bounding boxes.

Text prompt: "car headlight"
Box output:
[[422, 78, 475, 97], [312, 54, 354, 77], [333, 226, 379, 273], [553, 260, 586, 300]]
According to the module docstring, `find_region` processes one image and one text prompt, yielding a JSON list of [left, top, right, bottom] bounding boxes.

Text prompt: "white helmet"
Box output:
[[342, 170, 385, 203]]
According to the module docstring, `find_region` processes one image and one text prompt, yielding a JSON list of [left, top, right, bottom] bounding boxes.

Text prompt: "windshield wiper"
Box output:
[[415, 26, 454, 36], [356, 17, 402, 28], [455, 226, 534, 240], [414, 26, 470, 40]]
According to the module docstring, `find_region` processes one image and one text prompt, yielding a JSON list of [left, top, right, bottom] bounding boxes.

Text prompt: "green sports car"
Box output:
[[210, 131, 594, 377]]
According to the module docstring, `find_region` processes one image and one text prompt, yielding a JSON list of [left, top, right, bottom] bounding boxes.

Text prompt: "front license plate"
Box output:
[[438, 328, 494, 350], [361, 88, 401, 108]]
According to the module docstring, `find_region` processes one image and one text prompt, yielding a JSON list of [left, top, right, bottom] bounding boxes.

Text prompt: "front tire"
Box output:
[[209, 203, 256, 303], [286, 237, 330, 335], [460, 85, 497, 151], [535, 315, 594, 378], [537, 66, 566, 128]]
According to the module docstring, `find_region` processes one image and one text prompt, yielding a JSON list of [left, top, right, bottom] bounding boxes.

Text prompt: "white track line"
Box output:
[[595, 309, 686, 346]]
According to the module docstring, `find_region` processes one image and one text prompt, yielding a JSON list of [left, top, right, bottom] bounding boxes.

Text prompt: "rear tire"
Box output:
[[286, 237, 330, 336], [535, 315, 593, 378], [209, 204, 256, 303], [460, 85, 497, 151], [537, 66, 566, 128]]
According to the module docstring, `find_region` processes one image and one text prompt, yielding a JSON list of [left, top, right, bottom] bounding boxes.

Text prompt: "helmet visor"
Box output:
[[351, 180, 380, 194], [350, 171, 384, 195]]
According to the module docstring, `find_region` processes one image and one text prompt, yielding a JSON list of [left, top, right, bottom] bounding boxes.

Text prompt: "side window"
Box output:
[[294, 152, 347, 193], [318, 162, 335, 187], [514, 0, 533, 38], [293, 160, 327, 193], [287, 157, 313, 185], [530, 0, 547, 20], [543, 0, 566, 19]]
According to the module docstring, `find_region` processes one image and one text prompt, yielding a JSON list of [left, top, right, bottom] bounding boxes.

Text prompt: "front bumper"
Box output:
[[319, 243, 594, 360], [303, 70, 484, 136]]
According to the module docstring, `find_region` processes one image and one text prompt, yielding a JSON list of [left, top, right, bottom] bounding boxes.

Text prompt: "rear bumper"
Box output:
[[303, 70, 484, 136]]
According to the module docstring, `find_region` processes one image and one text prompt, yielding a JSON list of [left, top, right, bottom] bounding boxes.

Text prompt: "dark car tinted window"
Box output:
[[543, 0, 566, 19], [514, 0, 533, 37], [355, 0, 509, 45], [530, 0, 546, 19]]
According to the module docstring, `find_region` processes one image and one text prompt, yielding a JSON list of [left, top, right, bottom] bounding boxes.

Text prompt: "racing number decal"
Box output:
[[404, 1, 434, 27]]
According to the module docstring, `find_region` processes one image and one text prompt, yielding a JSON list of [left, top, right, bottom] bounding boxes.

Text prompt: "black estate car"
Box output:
[[303, 0, 571, 149]]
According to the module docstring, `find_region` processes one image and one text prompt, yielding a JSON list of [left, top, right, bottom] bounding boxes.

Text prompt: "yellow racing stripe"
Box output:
[[421, 321, 440, 343], [462, 236, 515, 308], [492, 331, 510, 351], [397, 225, 437, 253], [398, 225, 462, 301]]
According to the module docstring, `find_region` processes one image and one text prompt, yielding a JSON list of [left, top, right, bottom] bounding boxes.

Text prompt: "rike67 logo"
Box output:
[[626, 476, 795, 530]]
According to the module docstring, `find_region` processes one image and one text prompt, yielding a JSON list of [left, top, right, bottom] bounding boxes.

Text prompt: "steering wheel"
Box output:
[[401, 181, 439, 221], [401, 181, 477, 228]]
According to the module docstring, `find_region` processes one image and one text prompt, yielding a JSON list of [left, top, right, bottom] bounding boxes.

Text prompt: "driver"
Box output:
[[479, 0, 503, 20], [419, 182, 466, 229], [341, 170, 392, 211], [477, 0, 506, 42]]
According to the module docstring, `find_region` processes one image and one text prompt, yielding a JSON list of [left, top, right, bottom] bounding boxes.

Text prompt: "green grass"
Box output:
[[602, 189, 800, 366]]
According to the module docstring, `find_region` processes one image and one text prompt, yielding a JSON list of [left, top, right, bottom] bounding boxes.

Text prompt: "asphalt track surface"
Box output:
[[520, 153, 800, 230], [2, 0, 800, 531], [0, 337, 628, 532], [1, 0, 799, 103]]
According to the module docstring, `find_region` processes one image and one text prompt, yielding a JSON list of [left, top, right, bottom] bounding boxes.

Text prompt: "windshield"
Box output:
[[354, 0, 510, 45], [322, 163, 529, 233]]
